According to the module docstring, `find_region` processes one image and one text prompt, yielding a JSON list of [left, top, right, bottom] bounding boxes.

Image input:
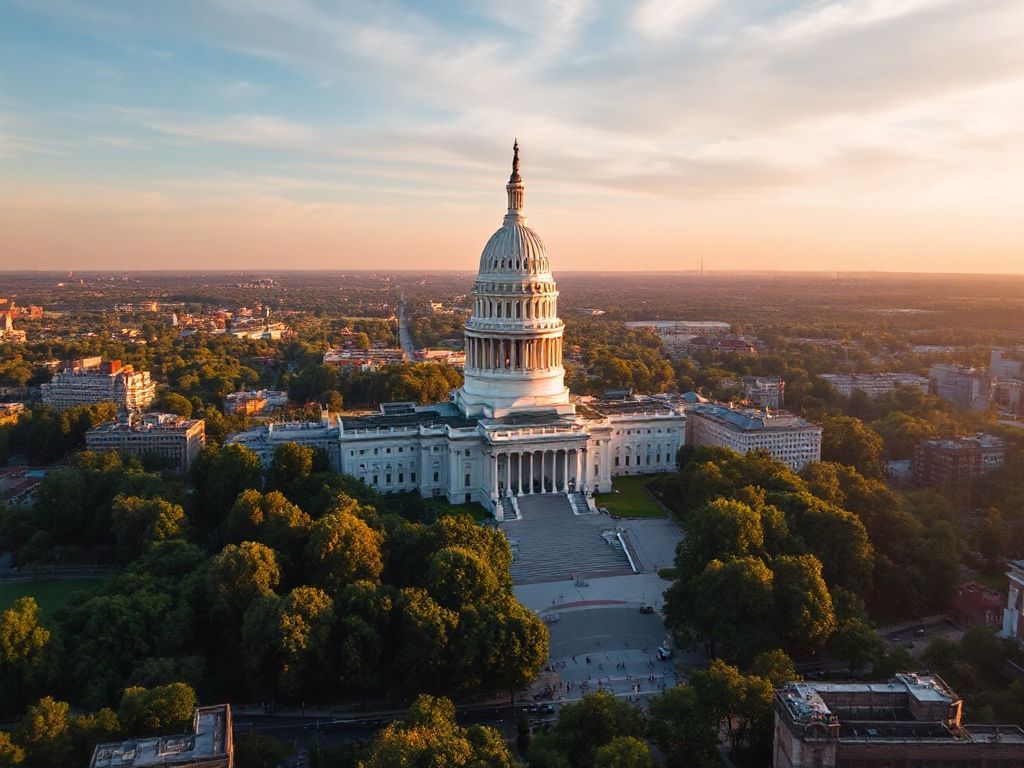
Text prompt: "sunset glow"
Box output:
[[1, 0, 1022, 273]]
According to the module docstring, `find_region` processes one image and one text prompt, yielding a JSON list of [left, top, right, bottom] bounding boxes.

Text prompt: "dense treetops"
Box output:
[[0, 440, 548, 756]]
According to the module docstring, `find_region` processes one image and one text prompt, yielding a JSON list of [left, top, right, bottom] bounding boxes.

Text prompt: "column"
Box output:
[[505, 453, 511, 497], [562, 450, 569, 493], [581, 447, 588, 493], [491, 454, 498, 500]]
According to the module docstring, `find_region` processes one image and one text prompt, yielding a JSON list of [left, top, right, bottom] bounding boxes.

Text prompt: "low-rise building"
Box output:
[[820, 372, 929, 399], [742, 376, 785, 408], [413, 349, 467, 368], [774, 673, 1024, 768], [686, 403, 821, 470], [951, 581, 1005, 629], [323, 347, 407, 371], [223, 389, 290, 416], [688, 335, 758, 357], [90, 704, 232, 768], [86, 413, 205, 471], [41, 358, 156, 412], [913, 434, 1004, 495], [0, 311, 27, 342], [930, 363, 991, 411], [1001, 560, 1024, 645], [226, 413, 341, 468]]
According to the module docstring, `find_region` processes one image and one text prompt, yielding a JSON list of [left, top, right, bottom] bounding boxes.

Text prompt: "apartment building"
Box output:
[[41, 358, 156, 412]]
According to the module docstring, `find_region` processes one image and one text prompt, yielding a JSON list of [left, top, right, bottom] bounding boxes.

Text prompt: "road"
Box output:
[[397, 297, 416, 358]]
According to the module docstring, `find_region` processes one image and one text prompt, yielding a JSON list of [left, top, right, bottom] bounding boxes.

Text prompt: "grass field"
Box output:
[[0, 577, 102, 615], [595, 475, 666, 518]]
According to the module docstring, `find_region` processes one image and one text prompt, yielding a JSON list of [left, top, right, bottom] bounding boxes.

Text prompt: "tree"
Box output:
[[821, 416, 884, 477], [15, 696, 71, 767], [207, 542, 281, 631], [550, 691, 645, 768], [665, 556, 775, 663], [593, 736, 653, 768], [646, 684, 718, 767], [267, 442, 315, 502], [0, 733, 25, 768], [427, 546, 499, 611], [241, 587, 335, 700], [770, 554, 836, 656], [358, 694, 517, 768], [110, 495, 186, 562], [675, 498, 764, 581], [0, 597, 52, 713], [225, 490, 311, 570], [118, 682, 196, 735], [191, 443, 263, 529], [690, 660, 774, 754], [306, 511, 384, 591], [394, 588, 458, 693], [153, 392, 193, 419], [749, 649, 797, 687], [233, 733, 293, 768], [829, 618, 884, 675]]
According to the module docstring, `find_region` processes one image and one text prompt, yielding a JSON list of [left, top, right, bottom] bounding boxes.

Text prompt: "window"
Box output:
[[386, 447, 391, 454], [359, 449, 365, 455], [465, 473, 471, 485], [615, 457, 620, 466], [465, 449, 470, 456], [373, 474, 379, 484], [411, 472, 416, 482], [373, 448, 378, 455], [625, 456, 630, 466], [433, 471, 439, 482], [386, 473, 392, 484], [398, 473, 404, 482], [398, 446, 403, 453]]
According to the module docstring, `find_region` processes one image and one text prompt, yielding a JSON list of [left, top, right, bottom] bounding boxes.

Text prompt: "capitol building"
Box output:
[[230, 144, 686, 518]]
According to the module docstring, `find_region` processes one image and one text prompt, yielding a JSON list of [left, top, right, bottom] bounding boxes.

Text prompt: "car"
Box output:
[[527, 703, 555, 714], [914, 627, 926, 637], [657, 645, 673, 660], [639, 605, 654, 614]]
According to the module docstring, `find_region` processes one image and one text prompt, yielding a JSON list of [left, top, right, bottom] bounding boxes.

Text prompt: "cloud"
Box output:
[[632, 0, 720, 40], [219, 79, 266, 98]]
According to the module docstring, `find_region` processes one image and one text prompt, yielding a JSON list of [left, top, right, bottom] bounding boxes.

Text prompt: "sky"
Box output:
[[0, 0, 1022, 274]]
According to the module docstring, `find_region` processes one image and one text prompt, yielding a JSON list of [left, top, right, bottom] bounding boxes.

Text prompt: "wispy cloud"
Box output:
[[219, 79, 266, 99]]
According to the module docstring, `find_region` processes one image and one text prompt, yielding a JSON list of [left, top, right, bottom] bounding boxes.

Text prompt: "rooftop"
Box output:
[[90, 705, 231, 768], [688, 403, 819, 432], [88, 413, 202, 434]]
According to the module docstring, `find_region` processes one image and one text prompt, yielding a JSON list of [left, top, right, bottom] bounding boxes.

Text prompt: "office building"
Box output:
[[686, 403, 821, 470], [929, 364, 991, 411], [742, 376, 785, 408], [86, 413, 206, 471], [912, 434, 1004, 494]]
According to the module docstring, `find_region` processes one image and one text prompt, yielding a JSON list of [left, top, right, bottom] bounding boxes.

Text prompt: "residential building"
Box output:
[[223, 389, 290, 416], [742, 376, 785, 408], [950, 581, 1005, 629], [1002, 560, 1024, 644], [413, 348, 467, 368], [623, 320, 731, 336], [820, 372, 929, 399], [929, 363, 991, 411], [41, 358, 156, 412], [226, 144, 686, 517], [912, 434, 1005, 494], [992, 348, 1024, 418], [90, 704, 232, 768], [688, 335, 758, 357], [992, 348, 1024, 379], [86, 413, 205, 471], [774, 673, 1024, 767], [686, 403, 821, 470], [322, 347, 407, 371]]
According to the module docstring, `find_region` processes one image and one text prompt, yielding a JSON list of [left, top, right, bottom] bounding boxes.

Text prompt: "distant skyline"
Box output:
[[1, 0, 1022, 274]]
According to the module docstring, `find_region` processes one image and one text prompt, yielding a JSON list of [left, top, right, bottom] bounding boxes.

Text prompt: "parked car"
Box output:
[[527, 703, 555, 714]]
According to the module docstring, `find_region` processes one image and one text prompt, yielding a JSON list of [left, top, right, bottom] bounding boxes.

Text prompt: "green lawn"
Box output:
[[0, 578, 102, 615], [595, 475, 666, 518], [425, 498, 492, 522]]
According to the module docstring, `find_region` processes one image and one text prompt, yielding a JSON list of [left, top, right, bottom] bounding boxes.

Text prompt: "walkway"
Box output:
[[502, 495, 633, 584]]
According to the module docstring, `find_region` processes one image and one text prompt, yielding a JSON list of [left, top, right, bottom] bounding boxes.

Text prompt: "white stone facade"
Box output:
[[687, 403, 821, 471], [227, 144, 686, 516]]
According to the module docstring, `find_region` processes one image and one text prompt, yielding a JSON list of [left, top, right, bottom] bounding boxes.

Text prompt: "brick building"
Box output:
[[774, 673, 1024, 767], [912, 434, 1005, 498]]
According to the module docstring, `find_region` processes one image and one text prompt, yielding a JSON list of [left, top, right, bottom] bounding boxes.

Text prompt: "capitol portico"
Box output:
[[229, 143, 686, 518]]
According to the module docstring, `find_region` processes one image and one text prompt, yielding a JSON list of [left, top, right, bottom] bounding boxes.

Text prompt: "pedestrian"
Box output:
[[572, 655, 577, 664]]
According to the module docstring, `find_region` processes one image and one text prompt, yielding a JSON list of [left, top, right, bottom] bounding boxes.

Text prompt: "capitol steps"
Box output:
[[502, 494, 633, 585]]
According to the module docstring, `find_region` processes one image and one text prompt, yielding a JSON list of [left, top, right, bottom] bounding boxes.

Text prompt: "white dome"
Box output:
[[478, 223, 551, 276]]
